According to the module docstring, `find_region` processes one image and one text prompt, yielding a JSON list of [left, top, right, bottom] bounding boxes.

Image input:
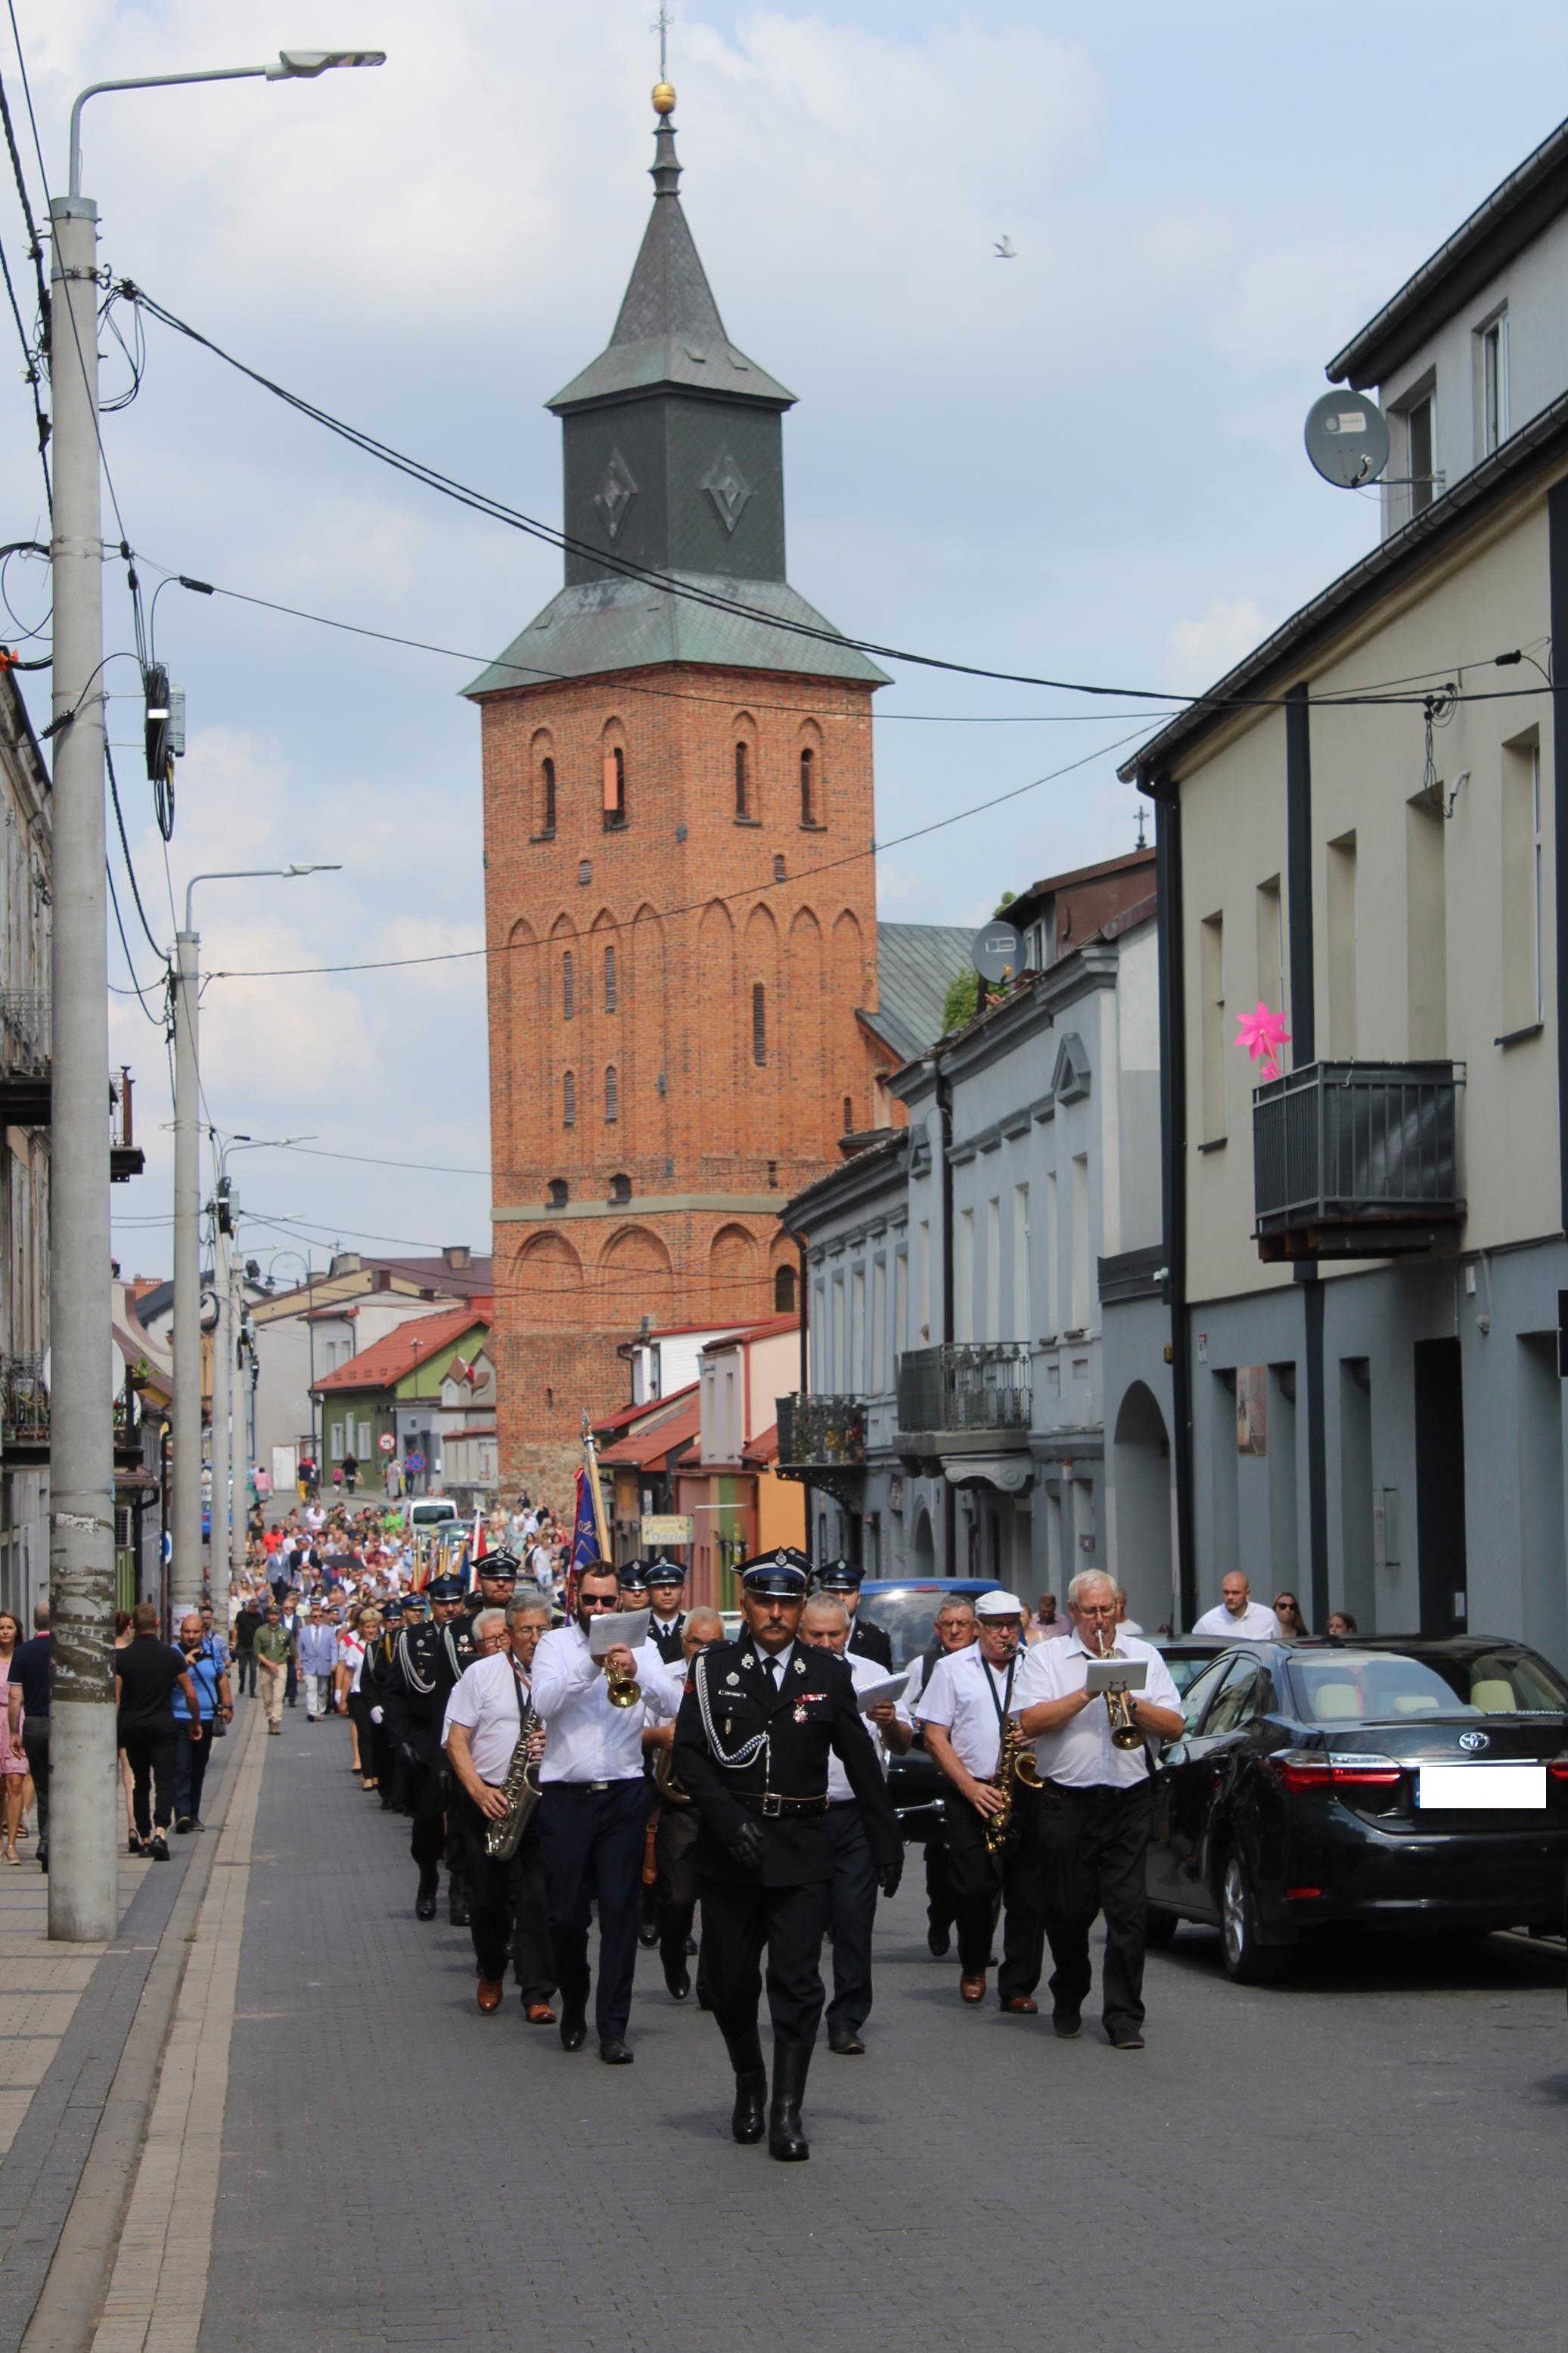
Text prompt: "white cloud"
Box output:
[[1167, 597, 1271, 685], [1138, 207, 1234, 280]]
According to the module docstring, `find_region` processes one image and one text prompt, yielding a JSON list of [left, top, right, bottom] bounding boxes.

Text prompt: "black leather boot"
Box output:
[[415, 1870, 437, 1922], [723, 2028, 767, 2145], [767, 2034, 812, 2162]]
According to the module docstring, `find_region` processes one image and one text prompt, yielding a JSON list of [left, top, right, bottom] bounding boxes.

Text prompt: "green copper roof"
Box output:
[[463, 571, 889, 698], [548, 115, 794, 413]]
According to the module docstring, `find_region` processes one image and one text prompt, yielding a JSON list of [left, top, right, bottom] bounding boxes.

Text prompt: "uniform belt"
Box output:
[[736, 1791, 828, 1818], [826, 1798, 859, 1811]]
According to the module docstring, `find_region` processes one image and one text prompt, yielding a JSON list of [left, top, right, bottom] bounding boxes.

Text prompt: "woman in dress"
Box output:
[[0, 1610, 28, 1862]]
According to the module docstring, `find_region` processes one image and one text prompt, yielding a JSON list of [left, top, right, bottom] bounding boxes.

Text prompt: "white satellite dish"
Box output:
[[1305, 390, 1389, 489]]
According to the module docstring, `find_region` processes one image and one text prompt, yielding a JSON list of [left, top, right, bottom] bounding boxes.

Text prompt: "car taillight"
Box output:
[[1549, 1761, 1568, 1783], [1271, 1752, 1403, 1793]]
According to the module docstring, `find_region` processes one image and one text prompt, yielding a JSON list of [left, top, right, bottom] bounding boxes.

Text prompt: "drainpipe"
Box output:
[[1150, 776, 1196, 1630], [936, 1058, 956, 1578]]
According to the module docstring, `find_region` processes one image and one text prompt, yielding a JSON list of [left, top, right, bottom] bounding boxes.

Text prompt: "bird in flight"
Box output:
[[994, 235, 1017, 259]]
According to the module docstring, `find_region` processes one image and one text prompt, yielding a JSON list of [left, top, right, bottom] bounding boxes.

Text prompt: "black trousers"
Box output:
[[173, 1722, 211, 1822], [924, 1835, 953, 1935], [697, 1870, 830, 2045], [451, 1791, 556, 2000], [1039, 1780, 1155, 2034], [824, 1804, 878, 2033], [537, 1780, 651, 2042], [942, 1789, 1048, 2000], [235, 1649, 257, 1696], [346, 1692, 377, 1776], [21, 1717, 48, 1845], [120, 1721, 178, 1837], [654, 1801, 712, 2000]]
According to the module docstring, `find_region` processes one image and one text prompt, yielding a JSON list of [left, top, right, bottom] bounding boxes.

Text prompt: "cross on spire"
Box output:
[[652, 4, 672, 82]]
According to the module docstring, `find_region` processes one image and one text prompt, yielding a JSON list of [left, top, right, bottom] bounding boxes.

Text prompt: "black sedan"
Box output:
[[1144, 1635, 1568, 1981]]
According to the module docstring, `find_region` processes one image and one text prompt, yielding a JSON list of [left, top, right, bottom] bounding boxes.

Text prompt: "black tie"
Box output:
[[766, 1656, 782, 1692]]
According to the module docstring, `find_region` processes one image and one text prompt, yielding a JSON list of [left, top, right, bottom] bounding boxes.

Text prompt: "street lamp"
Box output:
[[266, 1248, 321, 1503], [172, 873, 338, 1637], [48, 39, 381, 1944], [204, 1134, 313, 1585]]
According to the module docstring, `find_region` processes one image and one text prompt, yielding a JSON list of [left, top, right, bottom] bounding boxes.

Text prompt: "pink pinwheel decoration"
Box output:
[[1234, 1001, 1291, 1083]]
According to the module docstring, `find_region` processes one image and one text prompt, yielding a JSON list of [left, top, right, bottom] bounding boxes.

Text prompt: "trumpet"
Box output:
[[604, 1656, 642, 1709], [1094, 1628, 1144, 1751]]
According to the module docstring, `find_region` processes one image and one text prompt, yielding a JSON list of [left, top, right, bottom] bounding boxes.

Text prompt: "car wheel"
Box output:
[[1144, 1905, 1180, 1950], [1219, 1854, 1293, 1985]]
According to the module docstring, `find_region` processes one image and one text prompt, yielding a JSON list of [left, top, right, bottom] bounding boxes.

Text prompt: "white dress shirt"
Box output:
[[1011, 1631, 1182, 1789], [918, 1643, 1022, 1779], [529, 1623, 684, 1783], [826, 1649, 893, 1802], [1191, 1600, 1278, 1641], [442, 1651, 532, 1784]]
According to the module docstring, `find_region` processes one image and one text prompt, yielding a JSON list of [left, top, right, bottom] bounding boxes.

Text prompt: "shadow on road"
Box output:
[[1150, 1920, 1566, 1996]]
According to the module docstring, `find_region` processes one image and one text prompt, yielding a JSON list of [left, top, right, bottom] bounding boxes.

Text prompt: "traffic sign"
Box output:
[[377, 1432, 396, 1454], [405, 1450, 426, 1474]]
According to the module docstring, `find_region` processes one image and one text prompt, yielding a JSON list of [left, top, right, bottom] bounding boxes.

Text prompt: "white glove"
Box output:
[[370, 1705, 384, 1724]]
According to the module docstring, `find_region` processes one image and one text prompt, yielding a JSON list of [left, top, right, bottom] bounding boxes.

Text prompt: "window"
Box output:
[[851, 1267, 865, 1393], [1255, 877, 1284, 1037], [955, 1208, 974, 1341], [984, 1196, 1001, 1340], [604, 945, 616, 1012], [1201, 1658, 1262, 1736], [1408, 393, 1436, 514], [894, 1248, 908, 1359], [539, 754, 556, 835], [1044, 1171, 1058, 1335], [562, 950, 575, 1021], [610, 1172, 631, 1203], [1480, 314, 1509, 455], [752, 981, 767, 1066], [917, 1220, 931, 1341], [800, 747, 818, 825], [842, 1094, 853, 1136], [603, 744, 626, 828], [563, 1071, 576, 1128], [547, 1178, 569, 1208], [1501, 737, 1543, 1031], [1200, 911, 1225, 1141], [871, 1254, 886, 1389], [604, 1065, 619, 1123], [1011, 1183, 1030, 1342], [1327, 833, 1357, 1057], [734, 741, 752, 819], [774, 1262, 796, 1313], [773, 853, 786, 883], [1405, 800, 1446, 1058], [1070, 1153, 1090, 1332]]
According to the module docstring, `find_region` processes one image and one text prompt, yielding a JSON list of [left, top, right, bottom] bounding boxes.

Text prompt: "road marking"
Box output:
[[87, 1702, 266, 2353]]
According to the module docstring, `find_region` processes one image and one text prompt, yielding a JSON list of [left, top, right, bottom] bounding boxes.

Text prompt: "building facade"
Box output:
[[0, 670, 51, 1619], [467, 95, 968, 1500], [1126, 115, 1568, 1649]]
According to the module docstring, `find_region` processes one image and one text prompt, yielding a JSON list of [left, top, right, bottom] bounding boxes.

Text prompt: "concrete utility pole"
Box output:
[[210, 1165, 233, 1608], [48, 48, 380, 1939], [230, 1254, 248, 1580]]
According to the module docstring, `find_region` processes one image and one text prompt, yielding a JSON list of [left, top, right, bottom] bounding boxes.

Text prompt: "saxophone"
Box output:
[[983, 1711, 1042, 1858], [484, 1692, 543, 1860]]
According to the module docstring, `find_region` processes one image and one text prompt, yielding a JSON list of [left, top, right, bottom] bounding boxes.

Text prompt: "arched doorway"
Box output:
[[911, 1504, 936, 1580], [1112, 1382, 1174, 1633]]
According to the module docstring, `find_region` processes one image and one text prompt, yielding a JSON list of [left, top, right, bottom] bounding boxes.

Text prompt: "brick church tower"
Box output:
[[467, 89, 895, 1498]]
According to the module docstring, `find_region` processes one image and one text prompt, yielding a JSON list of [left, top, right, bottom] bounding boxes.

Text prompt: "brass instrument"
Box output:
[[484, 1695, 542, 1860], [983, 1702, 1042, 1858], [1094, 1627, 1144, 1752], [605, 1657, 641, 1709], [654, 1741, 691, 1804]]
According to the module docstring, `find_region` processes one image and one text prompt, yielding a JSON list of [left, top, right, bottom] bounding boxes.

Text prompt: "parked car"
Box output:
[[1145, 1634, 1568, 1982], [406, 1496, 460, 1535], [1156, 1637, 1230, 1696], [859, 1579, 1005, 1839]]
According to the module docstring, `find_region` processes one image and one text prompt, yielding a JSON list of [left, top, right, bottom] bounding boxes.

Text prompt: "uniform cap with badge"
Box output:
[[739, 1549, 810, 1599], [814, 1558, 864, 1593]]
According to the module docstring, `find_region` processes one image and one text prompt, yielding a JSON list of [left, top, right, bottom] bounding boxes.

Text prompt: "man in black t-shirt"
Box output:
[[116, 1603, 202, 1860]]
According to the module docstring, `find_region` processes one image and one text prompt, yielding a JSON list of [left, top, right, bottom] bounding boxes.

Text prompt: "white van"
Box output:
[[407, 1496, 460, 1534]]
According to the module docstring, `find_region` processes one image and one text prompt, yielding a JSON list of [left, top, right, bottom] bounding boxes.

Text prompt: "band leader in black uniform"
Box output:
[[815, 1559, 893, 1670], [672, 1550, 902, 2162], [382, 1574, 475, 1922]]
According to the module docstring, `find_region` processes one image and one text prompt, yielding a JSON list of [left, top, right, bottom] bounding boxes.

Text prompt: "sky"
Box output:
[[6, 1, 1567, 1283]]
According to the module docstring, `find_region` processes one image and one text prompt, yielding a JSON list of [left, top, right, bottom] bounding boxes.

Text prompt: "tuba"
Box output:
[[484, 1692, 543, 1860], [1094, 1628, 1144, 1752]]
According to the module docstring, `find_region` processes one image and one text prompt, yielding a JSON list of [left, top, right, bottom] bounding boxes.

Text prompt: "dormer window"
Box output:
[[1408, 391, 1436, 515]]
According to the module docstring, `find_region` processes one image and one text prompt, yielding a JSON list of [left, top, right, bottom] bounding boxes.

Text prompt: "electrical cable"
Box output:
[[104, 739, 165, 956], [0, 540, 48, 641], [106, 861, 168, 1026], [124, 284, 1561, 720], [0, 215, 47, 511], [204, 726, 1149, 981]]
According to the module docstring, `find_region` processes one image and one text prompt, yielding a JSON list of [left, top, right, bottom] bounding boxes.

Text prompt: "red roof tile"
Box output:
[[312, 1302, 492, 1396]]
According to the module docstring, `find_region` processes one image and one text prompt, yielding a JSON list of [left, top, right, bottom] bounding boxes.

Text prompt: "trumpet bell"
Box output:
[[607, 1671, 641, 1709], [1110, 1723, 1144, 1751]]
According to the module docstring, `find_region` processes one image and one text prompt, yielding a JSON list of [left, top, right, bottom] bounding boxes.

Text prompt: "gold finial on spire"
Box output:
[[652, 80, 675, 115]]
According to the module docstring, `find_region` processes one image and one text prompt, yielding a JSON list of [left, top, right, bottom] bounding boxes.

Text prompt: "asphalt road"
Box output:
[[201, 1710, 1567, 2353]]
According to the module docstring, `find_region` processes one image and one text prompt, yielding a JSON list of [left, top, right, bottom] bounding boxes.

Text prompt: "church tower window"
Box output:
[[605, 1065, 619, 1123], [563, 1071, 576, 1127], [775, 1263, 797, 1313], [539, 755, 556, 835], [734, 740, 751, 819], [604, 745, 627, 829], [562, 950, 575, 1019], [753, 981, 767, 1066], [800, 748, 818, 826], [604, 944, 617, 1010]]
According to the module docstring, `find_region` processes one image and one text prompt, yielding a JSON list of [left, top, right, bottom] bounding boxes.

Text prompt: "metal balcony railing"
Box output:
[[2, 1353, 48, 1447], [777, 1393, 866, 1469], [896, 1342, 1032, 1434], [1253, 1060, 1463, 1257], [1, 990, 48, 1077]]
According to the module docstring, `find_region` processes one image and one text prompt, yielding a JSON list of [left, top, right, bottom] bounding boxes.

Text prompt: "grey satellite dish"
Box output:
[[1305, 390, 1389, 488], [972, 924, 1022, 984]]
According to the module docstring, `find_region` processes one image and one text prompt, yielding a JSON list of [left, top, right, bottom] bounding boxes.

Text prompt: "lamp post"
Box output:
[[48, 47, 381, 1943], [202, 1133, 310, 1602], [267, 1248, 319, 1500]]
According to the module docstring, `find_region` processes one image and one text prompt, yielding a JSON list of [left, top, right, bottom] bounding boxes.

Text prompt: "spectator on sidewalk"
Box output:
[[116, 1603, 203, 1861], [234, 1594, 263, 1698], [8, 1602, 51, 1872], [297, 1602, 341, 1722], [174, 1611, 232, 1832], [279, 1593, 303, 1708], [0, 1610, 26, 1863], [254, 1604, 295, 1733]]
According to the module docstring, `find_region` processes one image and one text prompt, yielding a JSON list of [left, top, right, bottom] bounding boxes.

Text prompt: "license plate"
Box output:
[[1416, 1763, 1546, 1811]]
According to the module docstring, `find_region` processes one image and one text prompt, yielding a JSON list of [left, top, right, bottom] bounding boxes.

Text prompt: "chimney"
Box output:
[[442, 1244, 472, 1272]]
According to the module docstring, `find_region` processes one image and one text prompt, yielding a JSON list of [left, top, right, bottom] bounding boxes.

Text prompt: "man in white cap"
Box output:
[[1191, 1572, 1278, 1642], [1012, 1568, 1183, 2050], [918, 1590, 1048, 2012]]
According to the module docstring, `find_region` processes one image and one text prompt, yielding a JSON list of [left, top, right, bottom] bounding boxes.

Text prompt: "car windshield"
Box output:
[[863, 1591, 975, 1671], [1161, 1647, 1223, 1696], [1288, 1647, 1568, 1725]]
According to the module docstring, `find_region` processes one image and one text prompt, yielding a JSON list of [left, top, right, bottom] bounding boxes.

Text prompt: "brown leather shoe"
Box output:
[[999, 1996, 1038, 2014], [477, 1978, 505, 2014], [959, 1973, 986, 2004], [524, 2002, 557, 2025]]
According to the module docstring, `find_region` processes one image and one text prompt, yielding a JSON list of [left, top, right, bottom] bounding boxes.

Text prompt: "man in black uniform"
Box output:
[[363, 1596, 411, 1806], [672, 1550, 902, 2162], [815, 1559, 893, 1670], [644, 1559, 688, 1663], [458, 1548, 523, 1646], [382, 1574, 475, 1921]]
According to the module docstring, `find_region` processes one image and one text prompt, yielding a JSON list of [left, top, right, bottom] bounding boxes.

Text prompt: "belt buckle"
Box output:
[[762, 1792, 783, 1817]]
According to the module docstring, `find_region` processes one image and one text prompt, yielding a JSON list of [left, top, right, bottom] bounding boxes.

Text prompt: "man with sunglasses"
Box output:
[[529, 1565, 684, 2064], [383, 1574, 477, 1922]]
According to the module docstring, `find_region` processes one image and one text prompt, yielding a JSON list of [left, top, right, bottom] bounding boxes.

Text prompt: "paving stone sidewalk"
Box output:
[[200, 1711, 1568, 2353]]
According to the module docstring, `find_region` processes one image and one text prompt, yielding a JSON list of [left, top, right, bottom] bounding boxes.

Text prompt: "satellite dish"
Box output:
[[1305, 390, 1389, 488], [972, 924, 1022, 984]]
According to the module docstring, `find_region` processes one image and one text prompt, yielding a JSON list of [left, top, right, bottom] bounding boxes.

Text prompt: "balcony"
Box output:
[[2, 1353, 48, 1466], [777, 1393, 866, 1469], [1253, 1060, 1464, 1262], [0, 989, 49, 1126], [897, 1343, 1032, 1435]]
